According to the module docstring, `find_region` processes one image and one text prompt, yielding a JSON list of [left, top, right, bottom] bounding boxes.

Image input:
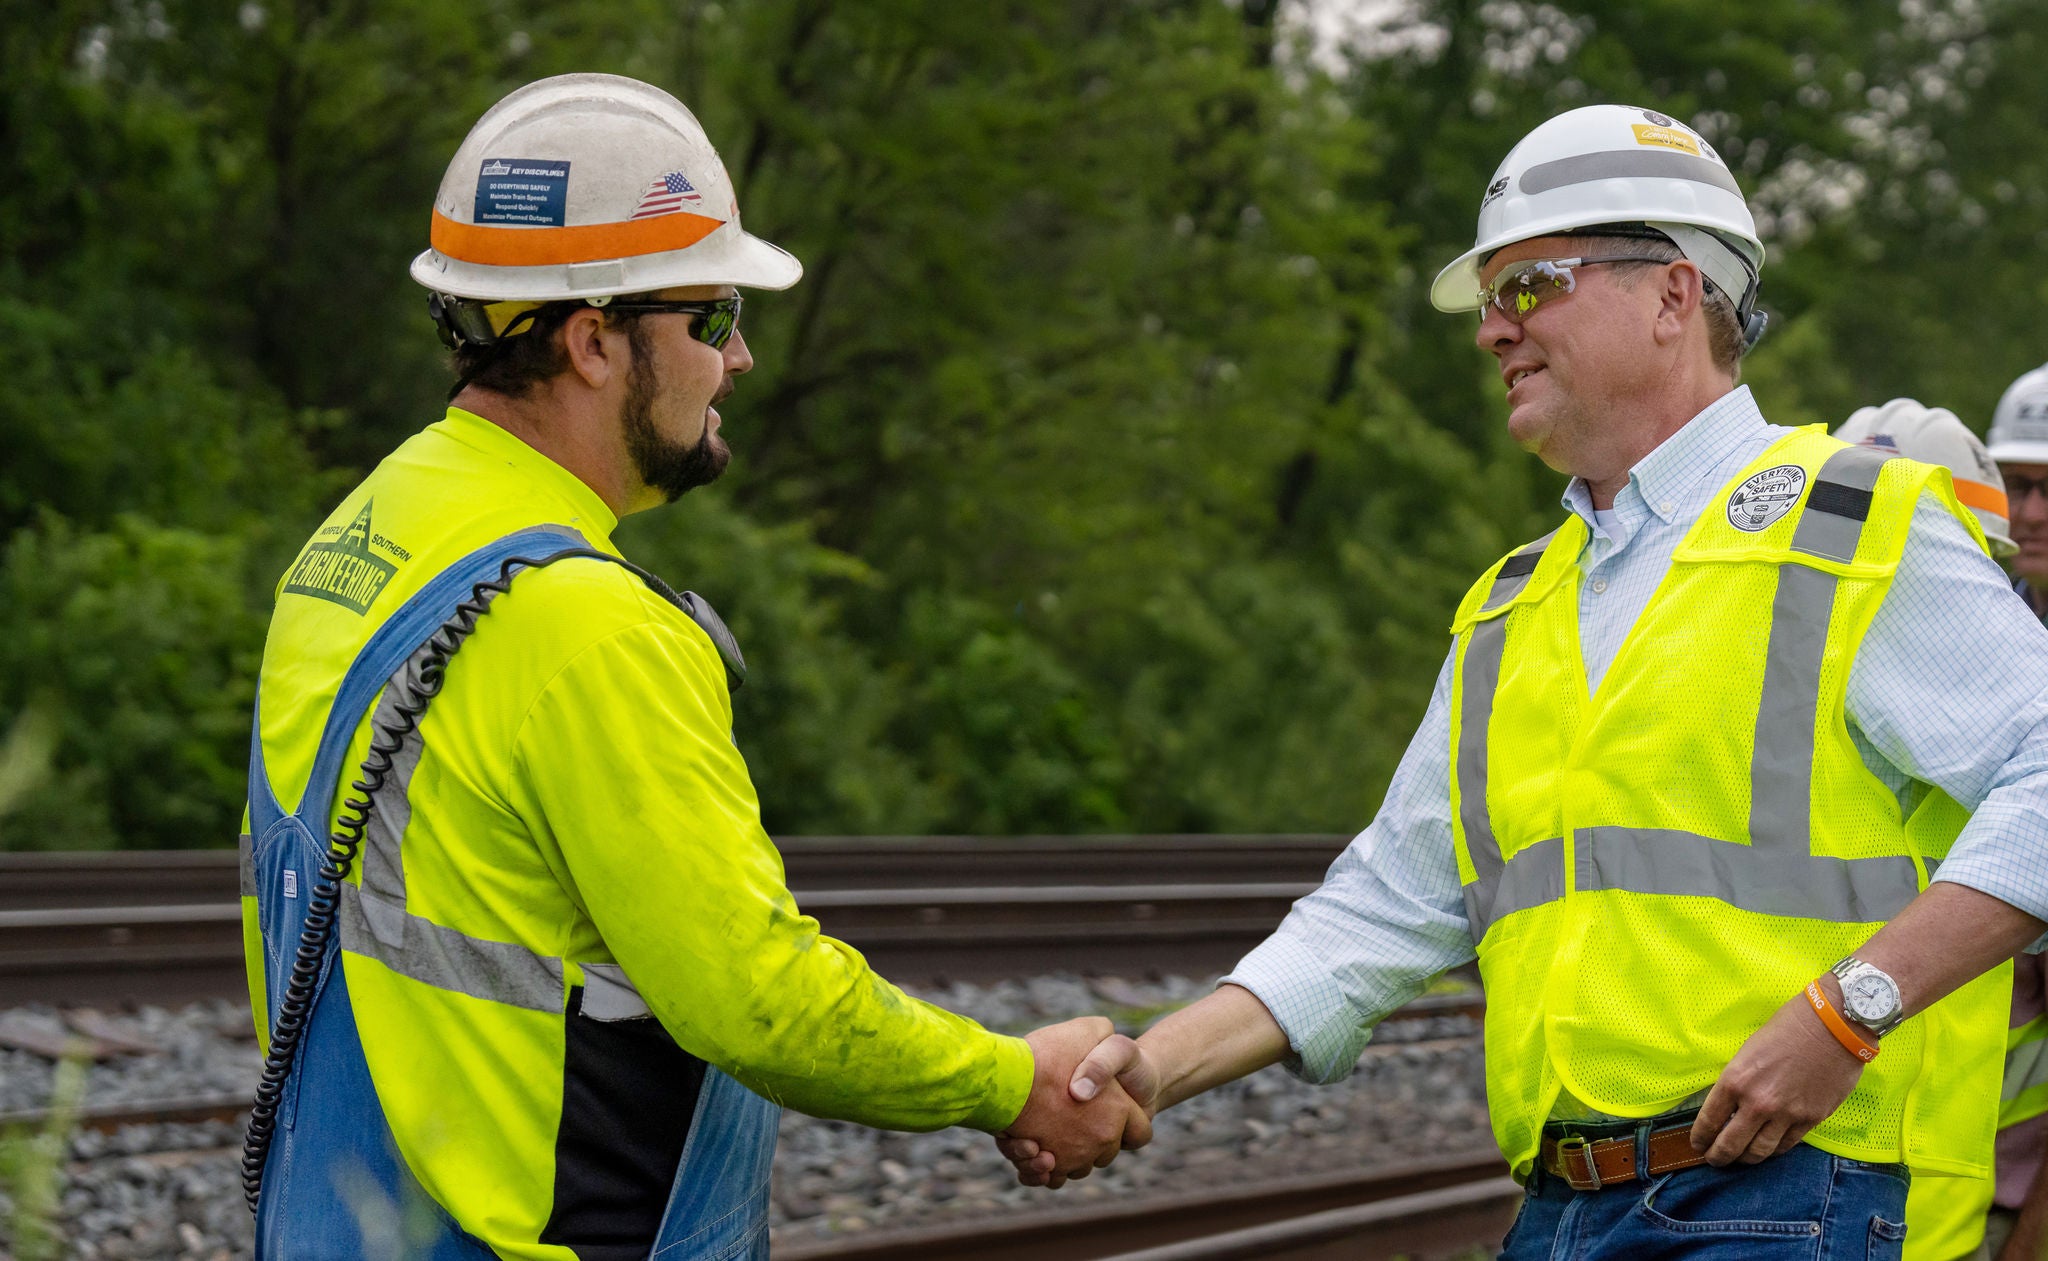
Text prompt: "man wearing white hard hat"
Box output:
[[1990, 365, 2048, 625], [1003, 104, 2048, 1259], [237, 74, 1147, 1259]]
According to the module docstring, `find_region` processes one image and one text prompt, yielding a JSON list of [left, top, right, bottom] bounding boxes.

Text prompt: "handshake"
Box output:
[[993, 1016, 1162, 1189]]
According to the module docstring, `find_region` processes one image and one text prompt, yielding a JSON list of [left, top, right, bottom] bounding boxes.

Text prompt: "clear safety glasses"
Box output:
[[602, 295, 744, 350], [1478, 255, 1671, 323]]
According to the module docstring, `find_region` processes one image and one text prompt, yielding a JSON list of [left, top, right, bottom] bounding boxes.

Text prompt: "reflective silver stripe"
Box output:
[[1748, 561, 1836, 852], [1478, 531, 1558, 615], [1457, 533, 1557, 942], [2005, 1018, 2048, 1105], [1457, 614, 1510, 932], [1576, 826, 1920, 923], [339, 883, 564, 1013], [580, 963, 653, 1021], [1750, 446, 1896, 852], [1519, 150, 1744, 199], [239, 833, 256, 897], [1793, 444, 1890, 565], [1464, 837, 1565, 939]]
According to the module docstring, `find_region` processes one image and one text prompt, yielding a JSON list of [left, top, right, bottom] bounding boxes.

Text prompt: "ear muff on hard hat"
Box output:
[[1434, 104, 1768, 351], [1837, 398, 2017, 558], [411, 73, 802, 315]]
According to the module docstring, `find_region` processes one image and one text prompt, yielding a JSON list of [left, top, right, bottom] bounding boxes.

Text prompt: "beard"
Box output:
[[621, 320, 731, 503]]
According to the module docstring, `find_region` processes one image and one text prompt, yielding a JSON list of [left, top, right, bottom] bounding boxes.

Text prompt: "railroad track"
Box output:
[[774, 1151, 1517, 1261], [6, 1112, 1515, 1261], [0, 836, 1351, 1006]]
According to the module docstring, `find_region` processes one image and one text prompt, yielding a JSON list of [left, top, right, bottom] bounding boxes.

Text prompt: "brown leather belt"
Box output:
[[1539, 1120, 1711, 1191]]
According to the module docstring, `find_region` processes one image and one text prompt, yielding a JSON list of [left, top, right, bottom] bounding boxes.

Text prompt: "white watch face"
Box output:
[[1845, 972, 1898, 1022]]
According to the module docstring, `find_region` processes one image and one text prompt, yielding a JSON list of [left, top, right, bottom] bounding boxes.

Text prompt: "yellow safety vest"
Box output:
[[1904, 1002, 2048, 1261], [1448, 425, 2008, 1179]]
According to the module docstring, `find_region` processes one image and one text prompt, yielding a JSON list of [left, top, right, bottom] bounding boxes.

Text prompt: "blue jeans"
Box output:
[[1501, 1140, 1911, 1260]]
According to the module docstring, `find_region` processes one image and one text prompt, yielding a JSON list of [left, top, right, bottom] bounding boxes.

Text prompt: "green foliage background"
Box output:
[[1, 0, 2041, 848]]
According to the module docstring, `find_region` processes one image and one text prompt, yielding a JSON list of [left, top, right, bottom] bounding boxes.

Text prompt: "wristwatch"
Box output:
[[1830, 957, 1905, 1037]]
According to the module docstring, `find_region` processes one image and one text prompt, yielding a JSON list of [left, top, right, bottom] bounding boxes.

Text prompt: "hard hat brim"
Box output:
[[1990, 439, 2048, 467], [410, 223, 803, 302], [1430, 245, 1490, 314]]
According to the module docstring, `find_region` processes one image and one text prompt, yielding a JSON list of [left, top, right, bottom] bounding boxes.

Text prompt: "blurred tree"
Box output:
[[2, 0, 2042, 847]]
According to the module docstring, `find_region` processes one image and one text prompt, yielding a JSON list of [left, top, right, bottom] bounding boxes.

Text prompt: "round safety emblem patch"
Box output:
[[1726, 464, 1807, 532]]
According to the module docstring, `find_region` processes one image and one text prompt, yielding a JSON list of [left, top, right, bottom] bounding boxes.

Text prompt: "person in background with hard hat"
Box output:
[[237, 73, 1146, 1260], [1832, 400, 2041, 1261], [1976, 366, 2048, 1261], [999, 103, 2048, 1259], [1990, 365, 2048, 626]]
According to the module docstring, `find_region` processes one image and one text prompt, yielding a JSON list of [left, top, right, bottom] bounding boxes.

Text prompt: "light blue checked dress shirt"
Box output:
[[1225, 385, 2048, 1085]]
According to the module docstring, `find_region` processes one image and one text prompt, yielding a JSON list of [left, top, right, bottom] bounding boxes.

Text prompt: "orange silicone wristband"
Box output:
[[1805, 980, 1880, 1063]]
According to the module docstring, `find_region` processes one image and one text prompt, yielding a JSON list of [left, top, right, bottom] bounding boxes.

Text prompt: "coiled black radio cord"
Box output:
[[240, 551, 608, 1212]]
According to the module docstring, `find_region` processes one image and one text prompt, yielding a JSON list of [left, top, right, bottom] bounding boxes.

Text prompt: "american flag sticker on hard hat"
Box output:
[[632, 171, 704, 220]]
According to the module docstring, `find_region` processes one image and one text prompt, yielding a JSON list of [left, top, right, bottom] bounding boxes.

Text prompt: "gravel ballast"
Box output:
[[0, 976, 1491, 1259]]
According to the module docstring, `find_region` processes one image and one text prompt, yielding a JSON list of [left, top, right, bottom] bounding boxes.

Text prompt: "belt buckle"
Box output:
[[1556, 1134, 1602, 1191]]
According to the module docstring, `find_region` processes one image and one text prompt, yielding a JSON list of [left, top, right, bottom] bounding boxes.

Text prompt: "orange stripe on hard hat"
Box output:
[[429, 208, 725, 266], [1953, 477, 2009, 518]]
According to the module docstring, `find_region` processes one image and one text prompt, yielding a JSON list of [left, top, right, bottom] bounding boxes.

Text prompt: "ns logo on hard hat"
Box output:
[[1727, 464, 1807, 532], [1482, 176, 1509, 208]]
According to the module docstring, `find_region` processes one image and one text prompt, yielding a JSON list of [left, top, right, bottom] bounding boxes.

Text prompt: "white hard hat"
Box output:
[[410, 73, 801, 303], [1988, 363, 2048, 466], [1431, 104, 1766, 344], [1837, 398, 2015, 558]]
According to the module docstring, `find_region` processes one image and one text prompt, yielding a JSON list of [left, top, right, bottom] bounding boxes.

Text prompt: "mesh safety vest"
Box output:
[[1449, 425, 2009, 1177]]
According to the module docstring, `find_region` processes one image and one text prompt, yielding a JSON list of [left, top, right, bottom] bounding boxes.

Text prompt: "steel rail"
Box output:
[[0, 1094, 253, 1136], [0, 886, 1322, 1006], [0, 838, 1357, 1005], [772, 1151, 1515, 1261], [0, 835, 1350, 908]]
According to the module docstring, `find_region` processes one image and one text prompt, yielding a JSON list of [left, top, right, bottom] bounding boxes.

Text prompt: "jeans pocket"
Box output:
[[1634, 1171, 1826, 1246], [1866, 1214, 1907, 1261]]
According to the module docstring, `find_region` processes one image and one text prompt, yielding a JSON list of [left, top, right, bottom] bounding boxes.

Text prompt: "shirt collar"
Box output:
[[1561, 385, 1765, 528], [440, 406, 620, 541]]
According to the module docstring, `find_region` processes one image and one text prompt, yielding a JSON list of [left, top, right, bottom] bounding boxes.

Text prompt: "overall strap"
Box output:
[[287, 525, 591, 827]]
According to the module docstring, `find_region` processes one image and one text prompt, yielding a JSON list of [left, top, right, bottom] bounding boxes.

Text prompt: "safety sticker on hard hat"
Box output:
[[474, 157, 572, 227], [1631, 124, 1701, 156]]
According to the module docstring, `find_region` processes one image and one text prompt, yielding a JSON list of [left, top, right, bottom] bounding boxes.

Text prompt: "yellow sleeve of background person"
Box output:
[[502, 567, 1031, 1129]]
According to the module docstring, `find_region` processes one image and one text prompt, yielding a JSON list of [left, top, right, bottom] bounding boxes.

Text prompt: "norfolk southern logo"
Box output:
[[1482, 175, 1509, 208], [282, 503, 400, 615], [1726, 464, 1807, 532]]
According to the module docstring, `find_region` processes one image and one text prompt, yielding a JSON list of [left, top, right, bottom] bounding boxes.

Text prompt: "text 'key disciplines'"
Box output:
[[474, 158, 571, 226]]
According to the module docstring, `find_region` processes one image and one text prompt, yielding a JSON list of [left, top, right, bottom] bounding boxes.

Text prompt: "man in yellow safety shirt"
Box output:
[[237, 74, 1145, 1260], [1001, 105, 2048, 1260]]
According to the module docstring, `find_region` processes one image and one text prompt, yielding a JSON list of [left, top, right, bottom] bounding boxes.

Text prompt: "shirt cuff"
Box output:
[[1222, 932, 1373, 1085]]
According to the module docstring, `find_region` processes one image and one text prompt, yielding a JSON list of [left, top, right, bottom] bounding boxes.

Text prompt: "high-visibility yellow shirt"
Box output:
[[242, 407, 1030, 1248]]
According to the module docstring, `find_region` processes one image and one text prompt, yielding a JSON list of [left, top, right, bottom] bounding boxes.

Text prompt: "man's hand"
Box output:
[[996, 1017, 1152, 1188], [995, 985, 1288, 1188], [998, 1031, 1160, 1187], [1691, 979, 1867, 1166]]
